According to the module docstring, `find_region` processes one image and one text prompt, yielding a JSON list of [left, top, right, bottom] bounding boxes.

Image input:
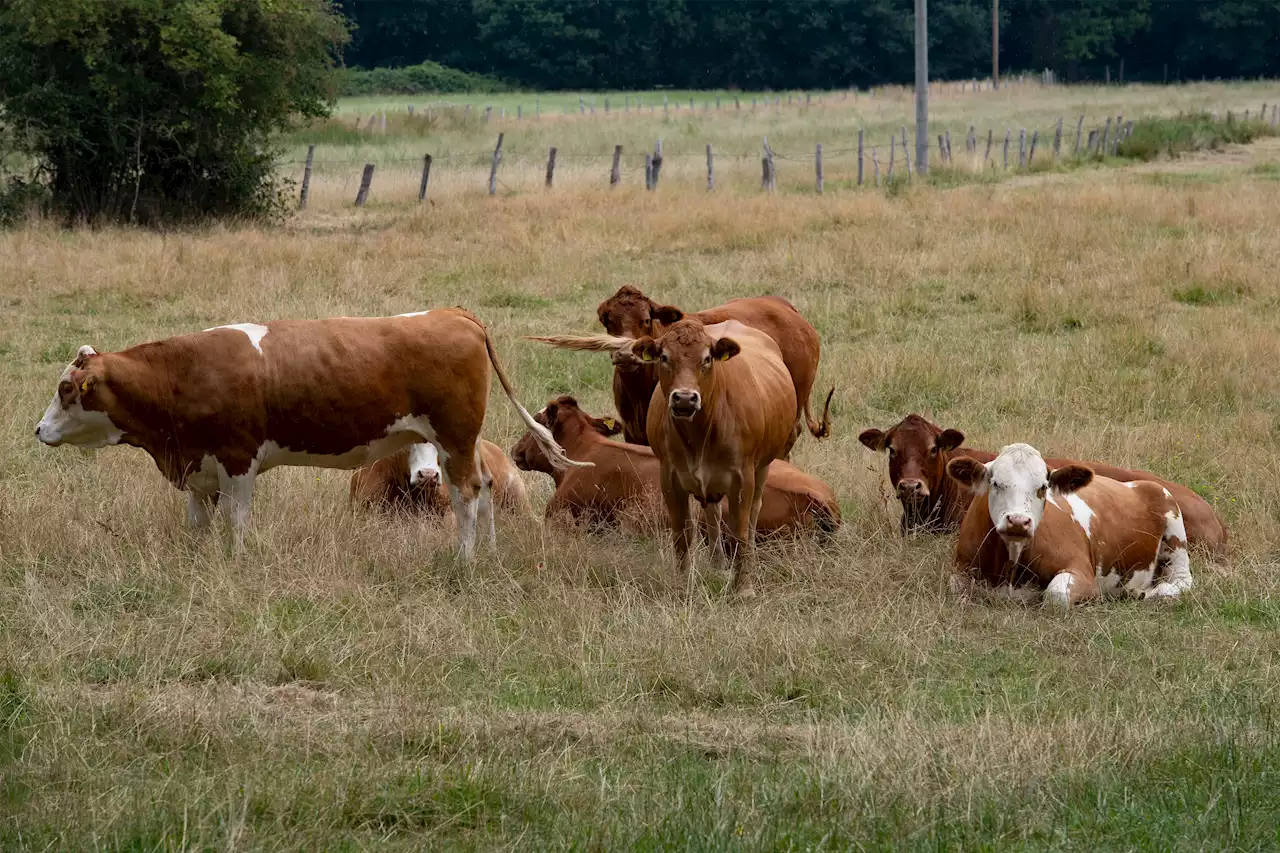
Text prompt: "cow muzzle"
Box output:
[[410, 470, 441, 490], [897, 478, 929, 503], [998, 513, 1034, 539], [611, 348, 644, 372], [669, 389, 701, 419]]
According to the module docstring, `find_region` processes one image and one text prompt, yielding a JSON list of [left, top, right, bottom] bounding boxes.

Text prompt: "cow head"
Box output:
[[408, 443, 443, 491], [633, 320, 740, 421], [947, 443, 1093, 564], [35, 346, 124, 448], [510, 396, 619, 474], [858, 414, 965, 512], [597, 285, 683, 339]]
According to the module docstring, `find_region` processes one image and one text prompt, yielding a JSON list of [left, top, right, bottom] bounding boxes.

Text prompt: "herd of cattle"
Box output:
[[35, 285, 1227, 609]]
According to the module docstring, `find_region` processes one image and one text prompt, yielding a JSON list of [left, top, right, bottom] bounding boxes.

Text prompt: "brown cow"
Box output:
[[858, 413, 1227, 553], [35, 309, 583, 560], [596, 285, 831, 448], [530, 320, 797, 597], [948, 443, 1194, 610], [350, 439, 530, 516], [511, 396, 841, 541]]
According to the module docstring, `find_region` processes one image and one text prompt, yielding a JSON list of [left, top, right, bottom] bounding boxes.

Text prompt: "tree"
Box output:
[[0, 0, 348, 224]]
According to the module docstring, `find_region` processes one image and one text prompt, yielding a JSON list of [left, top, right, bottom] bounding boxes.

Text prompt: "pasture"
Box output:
[[3, 82, 1280, 850]]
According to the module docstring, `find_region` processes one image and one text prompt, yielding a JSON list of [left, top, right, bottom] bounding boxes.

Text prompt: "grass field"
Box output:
[[4, 83, 1280, 850]]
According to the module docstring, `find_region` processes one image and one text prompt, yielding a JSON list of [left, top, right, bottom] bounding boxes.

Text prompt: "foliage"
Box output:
[[0, 0, 349, 225], [1117, 113, 1279, 161], [339, 60, 508, 96], [340, 0, 1280, 90]]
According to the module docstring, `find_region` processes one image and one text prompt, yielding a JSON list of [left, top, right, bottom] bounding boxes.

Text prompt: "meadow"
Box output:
[[3, 82, 1280, 850]]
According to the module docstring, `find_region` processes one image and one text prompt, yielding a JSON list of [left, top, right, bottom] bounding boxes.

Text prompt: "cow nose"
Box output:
[[897, 478, 927, 499], [1004, 514, 1032, 534], [669, 389, 700, 413]]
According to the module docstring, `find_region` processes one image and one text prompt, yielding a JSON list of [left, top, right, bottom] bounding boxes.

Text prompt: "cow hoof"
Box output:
[[732, 584, 759, 603]]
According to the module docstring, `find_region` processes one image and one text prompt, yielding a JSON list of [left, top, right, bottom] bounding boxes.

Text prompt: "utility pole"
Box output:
[[914, 0, 928, 174], [992, 0, 1000, 90]]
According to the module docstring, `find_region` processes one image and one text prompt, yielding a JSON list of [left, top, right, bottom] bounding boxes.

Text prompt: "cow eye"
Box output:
[[1036, 485, 1047, 498], [928, 445, 939, 456], [991, 480, 1002, 491], [886, 446, 896, 458], [659, 352, 669, 364], [58, 381, 74, 397]]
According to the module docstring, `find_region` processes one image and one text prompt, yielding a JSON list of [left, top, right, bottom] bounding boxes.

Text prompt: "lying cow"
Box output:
[[532, 319, 797, 598], [858, 413, 1227, 553], [510, 396, 841, 541], [947, 443, 1194, 609], [35, 309, 582, 560], [350, 439, 530, 516], [595, 285, 832, 448]]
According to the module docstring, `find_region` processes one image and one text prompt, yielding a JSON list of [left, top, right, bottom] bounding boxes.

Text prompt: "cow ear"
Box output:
[[1049, 464, 1093, 495], [74, 345, 97, 368], [947, 457, 990, 494], [541, 402, 559, 426], [598, 311, 610, 329], [858, 428, 887, 452], [651, 304, 683, 325], [633, 337, 659, 362], [593, 416, 622, 437], [711, 338, 741, 362], [937, 429, 965, 452]]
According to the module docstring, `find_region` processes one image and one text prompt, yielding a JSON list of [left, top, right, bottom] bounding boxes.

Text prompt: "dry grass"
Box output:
[[4, 84, 1280, 850]]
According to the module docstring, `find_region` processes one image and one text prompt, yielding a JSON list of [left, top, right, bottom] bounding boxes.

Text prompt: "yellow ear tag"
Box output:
[[603, 418, 617, 429], [716, 350, 733, 361], [637, 350, 653, 362], [80, 379, 91, 392]]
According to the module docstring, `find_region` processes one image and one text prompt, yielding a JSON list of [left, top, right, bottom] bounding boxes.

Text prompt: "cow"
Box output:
[[946, 443, 1194, 610], [858, 413, 1227, 554], [529, 319, 797, 597], [595, 285, 831, 448], [510, 396, 841, 541], [350, 439, 530, 516], [34, 309, 584, 560]]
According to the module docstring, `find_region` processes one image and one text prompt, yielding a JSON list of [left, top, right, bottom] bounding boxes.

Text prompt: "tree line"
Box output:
[[342, 0, 1280, 91]]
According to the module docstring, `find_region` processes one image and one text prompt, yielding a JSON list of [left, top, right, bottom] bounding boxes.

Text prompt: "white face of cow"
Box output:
[[947, 442, 1094, 565], [35, 347, 124, 449], [408, 443, 442, 489]]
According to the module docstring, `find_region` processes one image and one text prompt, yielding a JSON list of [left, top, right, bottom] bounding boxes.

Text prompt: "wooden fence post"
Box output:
[[967, 125, 976, 157], [354, 163, 374, 206], [488, 133, 504, 195], [1003, 129, 1010, 169], [484, 106, 492, 123], [1075, 115, 1084, 154], [1086, 129, 1098, 155], [1029, 130, 1039, 164], [716, 95, 721, 110], [1018, 129, 1027, 168], [1052, 117, 1063, 158], [535, 99, 540, 120], [625, 94, 630, 112], [298, 144, 315, 210], [857, 129, 865, 186], [663, 94, 669, 117], [735, 96, 741, 110], [945, 131, 953, 164], [901, 127, 911, 178], [937, 134, 946, 164], [407, 105, 414, 116], [985, 129, 993, 166], [418, 154, 432, 202], [652, 140, 663, 188], [517, 105, 522, 121], [604, 97, 610, 114], [380, 110, 387, 132], [888, 135, 896, 180], [644, 154, 653, 191], [761, 138, 776, 192], [706, 144, 714, 191], [872, 147, 881, 187], [1112, 115, 1123, 155], [610, 145, 622, 187], [815, 143, 823, 194], [579, 96, 585, 115], [545, 147, 557, 187]]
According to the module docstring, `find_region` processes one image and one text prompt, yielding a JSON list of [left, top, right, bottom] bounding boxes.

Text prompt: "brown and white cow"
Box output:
[[511, 396, 841, 541], [35, 309, 583, 560], [947, 443, 1194, 610], [350, 439, 530, 516], [530, 320, 797, 597], [595, 286, 831, 448], [858, 413, 1227, 553]]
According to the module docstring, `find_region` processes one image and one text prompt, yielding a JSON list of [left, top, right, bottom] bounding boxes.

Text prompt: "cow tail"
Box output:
[[805, 386, 835, 439], [481, 325, 592, 471]]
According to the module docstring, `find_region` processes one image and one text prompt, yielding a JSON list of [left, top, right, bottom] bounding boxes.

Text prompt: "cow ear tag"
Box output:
[[80, 378, 92, 393], [603, 418, 617, 429]]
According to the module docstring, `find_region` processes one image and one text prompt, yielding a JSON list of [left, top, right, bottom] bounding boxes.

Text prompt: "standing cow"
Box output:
[[531, 319, 796, 598], [595, 285, 831, 448], [35, 309, 583, 560]]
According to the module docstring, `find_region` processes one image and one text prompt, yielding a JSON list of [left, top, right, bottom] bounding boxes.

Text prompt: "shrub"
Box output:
[[0, 0, 349, 225], [339, 61, 508, 96], [1118, 113, 1278, 162]]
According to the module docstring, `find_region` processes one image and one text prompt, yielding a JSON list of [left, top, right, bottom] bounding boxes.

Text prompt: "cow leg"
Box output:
[[1148, 507, 1193, 600], [215, 467, 257, 551], [727, 468, 762, 600], [474, 443, 497, 552], [435, 440, 484, 562], [1043, 567, 1099, 611], [661, 471, 695, 597], [186, 489, 219, 530], [701, 499, 726, 568]]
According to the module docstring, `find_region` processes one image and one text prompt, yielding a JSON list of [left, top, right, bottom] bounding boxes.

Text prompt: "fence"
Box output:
[[294, 99, 1280, 209]]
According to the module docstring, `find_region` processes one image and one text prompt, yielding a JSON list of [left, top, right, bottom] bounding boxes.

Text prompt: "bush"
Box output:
[[0, 0, 349, 226], [1118, 113, 1278, 162], [339, 61, 508, 96]]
